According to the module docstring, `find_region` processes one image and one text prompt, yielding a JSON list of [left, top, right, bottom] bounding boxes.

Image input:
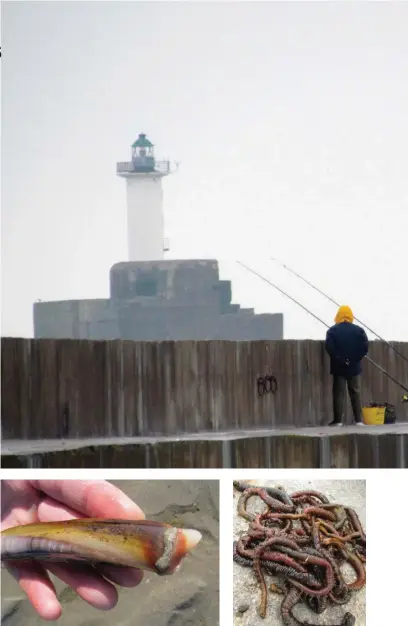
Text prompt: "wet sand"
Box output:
[[1, 480, 219, 625], [233, 480, 366, 626]]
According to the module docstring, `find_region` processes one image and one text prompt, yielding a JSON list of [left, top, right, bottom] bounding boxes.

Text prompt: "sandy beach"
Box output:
[[233, 479, 366, 626], [1, 480, 219, 626]]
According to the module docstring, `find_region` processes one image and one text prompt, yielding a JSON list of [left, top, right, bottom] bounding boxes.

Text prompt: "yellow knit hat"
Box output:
[[335, 305, 354, 324]]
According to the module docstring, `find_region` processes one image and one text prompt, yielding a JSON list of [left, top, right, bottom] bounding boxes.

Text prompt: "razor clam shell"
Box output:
[[1, 535, 114, 564], [0, 519, 201, 574]]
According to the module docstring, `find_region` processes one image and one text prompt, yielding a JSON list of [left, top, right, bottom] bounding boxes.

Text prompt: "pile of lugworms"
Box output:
[[233, 481, 366, 626]]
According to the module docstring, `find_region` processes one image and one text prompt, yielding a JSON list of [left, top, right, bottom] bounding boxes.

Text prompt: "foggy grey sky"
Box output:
[[2, 1, 408, 340]]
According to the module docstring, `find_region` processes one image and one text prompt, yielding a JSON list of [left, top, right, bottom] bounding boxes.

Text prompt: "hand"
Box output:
[[1, 480, 145, 621]]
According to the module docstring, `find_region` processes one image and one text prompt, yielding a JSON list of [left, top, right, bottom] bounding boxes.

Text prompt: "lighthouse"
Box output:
[[33, 132, 284, 342], [116, 133, 172, 261]]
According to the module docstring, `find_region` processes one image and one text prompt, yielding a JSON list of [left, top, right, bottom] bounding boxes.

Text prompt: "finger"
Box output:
[[95, 564, 144, 588], [45, 562, 119, 610], [5, 561, 62, 621], [37, 498, 87, 522], [37, 493, 143, 525], [1, 481, 40, 528], [29, 480, 145, 520]]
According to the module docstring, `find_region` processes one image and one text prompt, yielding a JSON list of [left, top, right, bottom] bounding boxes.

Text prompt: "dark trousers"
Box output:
[[332, 375, 363, 423]]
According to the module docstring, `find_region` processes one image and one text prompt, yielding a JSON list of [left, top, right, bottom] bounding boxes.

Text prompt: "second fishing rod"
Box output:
[[237, 261, 408, 398]]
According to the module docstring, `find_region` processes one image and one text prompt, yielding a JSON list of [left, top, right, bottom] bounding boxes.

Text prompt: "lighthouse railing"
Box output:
[[116, 160, 171, 175]]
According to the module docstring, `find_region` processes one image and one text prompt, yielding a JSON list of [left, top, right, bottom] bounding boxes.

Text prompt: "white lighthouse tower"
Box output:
[[116, 133, 172, 261]]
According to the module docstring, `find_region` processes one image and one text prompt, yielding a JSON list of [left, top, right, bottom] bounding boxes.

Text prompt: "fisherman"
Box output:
[[325, 305, 369, 426]]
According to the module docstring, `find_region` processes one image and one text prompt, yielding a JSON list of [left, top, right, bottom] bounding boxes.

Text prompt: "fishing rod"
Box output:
[[237, 260, 408, 397], [269, 255, 408, 366]]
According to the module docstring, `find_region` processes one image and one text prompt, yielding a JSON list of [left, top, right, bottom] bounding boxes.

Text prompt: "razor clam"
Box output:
[[1, 518, 202, 575]]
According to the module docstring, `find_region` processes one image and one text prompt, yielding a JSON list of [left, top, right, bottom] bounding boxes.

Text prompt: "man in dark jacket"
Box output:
[[325, 305, 369, 426]]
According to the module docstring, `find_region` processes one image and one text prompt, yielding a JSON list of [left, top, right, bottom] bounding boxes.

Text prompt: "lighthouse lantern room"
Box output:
[[131, 133, 155, 172]]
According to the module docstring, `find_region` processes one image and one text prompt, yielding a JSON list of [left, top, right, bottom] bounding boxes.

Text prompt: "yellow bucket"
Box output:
[[362, 406, 385, 425]]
